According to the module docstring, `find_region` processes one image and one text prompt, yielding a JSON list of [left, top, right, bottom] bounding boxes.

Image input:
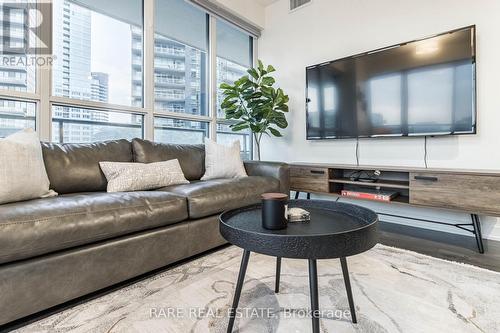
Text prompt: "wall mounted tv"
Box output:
[[306, 26, 476, 139]]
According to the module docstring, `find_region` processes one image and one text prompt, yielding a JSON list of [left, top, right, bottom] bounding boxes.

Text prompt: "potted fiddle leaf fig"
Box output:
[[219, 60, 289, 161]]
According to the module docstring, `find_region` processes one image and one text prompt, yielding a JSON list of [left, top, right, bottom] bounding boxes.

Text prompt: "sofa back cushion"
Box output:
[[42, 139, 133, 194], [132, 139, 205, 181]]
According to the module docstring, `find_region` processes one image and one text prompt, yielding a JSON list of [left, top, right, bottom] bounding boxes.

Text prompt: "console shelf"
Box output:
[[290, 162, 500, 254], [329, 178, 410, 189], [313, 190, 410, 205]]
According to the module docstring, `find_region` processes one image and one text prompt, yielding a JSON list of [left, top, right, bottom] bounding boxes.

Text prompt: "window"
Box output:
[[52, 0, 143, 106], [0, 3, 37, 137], [0, 0, 260, 154], [154, 117, 208, 144], [52, 106, 143, 143], [0, 99, 36, 137], [154, 0, 208, 116], [216, 123, 251, 160], [0, 2, 36, 93], [215, 20, 253, 159], [216, 19, 253, 119]]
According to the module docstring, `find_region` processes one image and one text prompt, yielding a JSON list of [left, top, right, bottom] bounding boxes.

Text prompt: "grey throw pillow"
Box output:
[[0, 129, 57, 205], [99, 159, 189, 192]]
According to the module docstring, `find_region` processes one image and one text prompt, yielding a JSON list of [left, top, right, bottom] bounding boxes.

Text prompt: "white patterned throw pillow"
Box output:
[[201, 139, 247, 180], [0, 129, 57, 205], [99, 159, 189, 192]]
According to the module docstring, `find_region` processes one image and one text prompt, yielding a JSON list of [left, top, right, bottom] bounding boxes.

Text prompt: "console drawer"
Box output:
[[410, 172, 500, 215], [290, 167, 329, 193]]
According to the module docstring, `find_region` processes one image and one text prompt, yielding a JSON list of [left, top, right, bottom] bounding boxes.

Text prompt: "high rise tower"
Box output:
[[91, 72, 109, 103], [51, 0, 109, 143], [0, 1, 36, 137]]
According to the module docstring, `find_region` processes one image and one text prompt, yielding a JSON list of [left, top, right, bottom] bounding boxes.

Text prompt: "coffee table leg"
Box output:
[[308, 259, 320, 333], [340, 257, 357, 323], [227, 250, 251, 333], [275, 257, 281, 293]]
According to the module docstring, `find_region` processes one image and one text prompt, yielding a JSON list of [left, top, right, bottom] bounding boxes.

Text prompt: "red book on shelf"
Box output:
[[341, 189, 398, 202]]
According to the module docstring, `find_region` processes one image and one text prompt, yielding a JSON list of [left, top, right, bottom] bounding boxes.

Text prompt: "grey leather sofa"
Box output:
[[0, 138, 289, 326]]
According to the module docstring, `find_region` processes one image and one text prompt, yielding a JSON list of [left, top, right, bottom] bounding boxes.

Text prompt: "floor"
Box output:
[[378, 222, 500, 272], [2, 222, 500, 332], [11, 243, 500, 332]]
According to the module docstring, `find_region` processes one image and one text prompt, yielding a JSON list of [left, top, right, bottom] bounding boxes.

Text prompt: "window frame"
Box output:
[[0, 0, 256, 158]]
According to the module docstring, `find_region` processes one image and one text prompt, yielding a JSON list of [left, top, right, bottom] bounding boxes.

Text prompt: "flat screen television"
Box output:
[[306, 26, 476, 139]]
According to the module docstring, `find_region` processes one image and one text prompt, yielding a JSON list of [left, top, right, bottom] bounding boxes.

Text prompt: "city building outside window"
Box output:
[[52, 0, 142, 107], [50, 0, 144, 143], [52, 106, 143, 143], [0, 0, 256, 158], [0, 99, 36, 137], [216, 122, 252, 160], [154, 116, 208, 144], [152, 0, 208, 117], [216, 19, 254, 159], [0, 2, 37, 136]]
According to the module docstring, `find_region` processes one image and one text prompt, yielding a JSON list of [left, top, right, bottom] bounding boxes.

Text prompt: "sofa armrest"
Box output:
[[244, 161, 290, 194]]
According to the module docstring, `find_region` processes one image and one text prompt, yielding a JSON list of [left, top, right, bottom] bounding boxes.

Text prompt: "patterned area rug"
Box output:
[[16, 244, 500, 333]]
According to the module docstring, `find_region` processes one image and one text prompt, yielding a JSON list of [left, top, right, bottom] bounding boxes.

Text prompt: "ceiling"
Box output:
[[255, 0, 280, 6]]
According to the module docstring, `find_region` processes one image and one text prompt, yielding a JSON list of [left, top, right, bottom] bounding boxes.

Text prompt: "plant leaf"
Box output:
[[219, 82, 234, 90], [266, 65, 276, 73], [230, 123, 250, 132], [258, 60, 264, 72], [268, 127, 282, 137], [261, 86, 274, 96], [218, 61, 288, 140], [276, 104, 289, 112], [261, 77, 275, 86], [247, 68, 259, 80], [271, 115, 288, 128]]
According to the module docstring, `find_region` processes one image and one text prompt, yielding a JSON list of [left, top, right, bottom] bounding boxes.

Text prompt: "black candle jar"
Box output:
[[261, 193, 288, 230]]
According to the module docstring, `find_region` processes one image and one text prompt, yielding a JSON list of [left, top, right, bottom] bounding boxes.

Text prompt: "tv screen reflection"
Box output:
[[306, 26, 476, 139]]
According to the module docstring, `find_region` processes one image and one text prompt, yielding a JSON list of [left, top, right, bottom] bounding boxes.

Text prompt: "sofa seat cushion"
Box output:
[[158, 176, 280, 219], [0, 192, 188, 265]]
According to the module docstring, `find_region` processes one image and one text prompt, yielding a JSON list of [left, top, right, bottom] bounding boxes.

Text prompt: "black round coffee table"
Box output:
[[219, 199, 378, 333]]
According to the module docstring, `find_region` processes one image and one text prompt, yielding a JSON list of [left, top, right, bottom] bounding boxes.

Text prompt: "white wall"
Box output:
[[258, 0, 500, 240], [213, 0, 266, 28]]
